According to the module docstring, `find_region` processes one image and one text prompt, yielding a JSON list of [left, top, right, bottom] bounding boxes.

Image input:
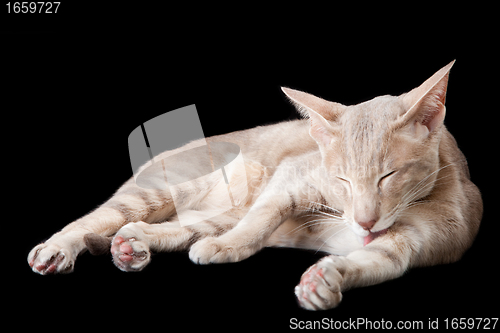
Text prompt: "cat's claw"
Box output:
[[295, 256, 343, 310], [111, 223, 151, 272], [28, 243, 75, 275]]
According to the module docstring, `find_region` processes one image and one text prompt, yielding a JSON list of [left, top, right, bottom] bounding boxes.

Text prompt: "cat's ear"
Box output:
[[281, 87, 342, 146], [281, 87, 345, 121], [400, 60, 455, 137]]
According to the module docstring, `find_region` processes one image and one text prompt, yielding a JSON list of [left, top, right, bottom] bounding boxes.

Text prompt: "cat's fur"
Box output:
[[28, 61, 482, 310]]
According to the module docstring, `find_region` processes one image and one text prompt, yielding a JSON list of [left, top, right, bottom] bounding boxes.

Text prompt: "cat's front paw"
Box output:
[[28, 243, 76, 275], [189, 237, 255, 264], [111, 223, 151, 272], [295, 256, 343, 310]]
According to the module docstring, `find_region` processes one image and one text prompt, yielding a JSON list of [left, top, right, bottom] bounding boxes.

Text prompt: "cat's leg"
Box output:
[[28, 178, 176, 275], [189, 187, 297, 264], [295, 225, 417, 310], [111, 213, 237, 272]]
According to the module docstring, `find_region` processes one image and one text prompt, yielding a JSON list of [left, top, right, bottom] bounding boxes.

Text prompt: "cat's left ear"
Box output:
[[400, 60, 455, 137], [281, 87, 345, 146]]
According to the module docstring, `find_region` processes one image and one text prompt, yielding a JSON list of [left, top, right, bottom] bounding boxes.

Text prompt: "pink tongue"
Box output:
[[363, 229, 388, 246]]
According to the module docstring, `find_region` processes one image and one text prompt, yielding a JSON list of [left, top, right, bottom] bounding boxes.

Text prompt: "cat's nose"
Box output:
[[357, 220, 377, 231]]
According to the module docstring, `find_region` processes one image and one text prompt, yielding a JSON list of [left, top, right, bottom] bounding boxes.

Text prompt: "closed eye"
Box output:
[[379, 170, 397, 187]]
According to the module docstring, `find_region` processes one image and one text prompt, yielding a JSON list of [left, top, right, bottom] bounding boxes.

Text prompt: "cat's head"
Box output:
[[282, 61, 454, 242]]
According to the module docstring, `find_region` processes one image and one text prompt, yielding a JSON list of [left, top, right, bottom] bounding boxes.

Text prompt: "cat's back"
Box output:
[[436, 128, 482, 250], [439, 128, 472, 181], [209, 119, 318, 167], [445, 126, 482, 203]]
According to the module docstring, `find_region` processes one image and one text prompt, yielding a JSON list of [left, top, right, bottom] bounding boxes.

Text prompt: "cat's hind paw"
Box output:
[[111, 223, 151, 272], [295, 256, 343, 310]]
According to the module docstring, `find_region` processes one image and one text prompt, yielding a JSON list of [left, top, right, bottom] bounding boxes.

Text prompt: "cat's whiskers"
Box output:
[[400, 164, 453, 203], [285, 218, 343, 236], [315, 226, 350, 254], [287, 202, 346, 236], [295, 201, 350, 252], [308, 201, 343, 215], [294, 202, 343, 219], [400, 175, 452, 211], [312, 210, 343, 220], [400, 175, 451, 209], [294, 209, 344, 222], [386, 164, 454, 222], [313, 222, 348, 243]]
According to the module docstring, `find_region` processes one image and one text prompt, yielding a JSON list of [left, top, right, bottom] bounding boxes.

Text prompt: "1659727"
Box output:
[[6, 2, 60, 13], [443, 318, 498, 330]]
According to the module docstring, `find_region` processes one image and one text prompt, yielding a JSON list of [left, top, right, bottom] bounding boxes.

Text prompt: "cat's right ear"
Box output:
[[399, 61, 454, 137], [281, 87, 343, 146]]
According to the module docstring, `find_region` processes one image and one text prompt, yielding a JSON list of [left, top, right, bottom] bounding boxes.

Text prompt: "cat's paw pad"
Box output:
[[28, 243, 75, 275], [295, 256, 343, 310], [189, 237, 252, 264], [111, 225, 151, 272]]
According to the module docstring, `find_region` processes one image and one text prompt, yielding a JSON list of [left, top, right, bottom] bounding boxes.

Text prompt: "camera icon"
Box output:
[[128, 105, 247, 226]]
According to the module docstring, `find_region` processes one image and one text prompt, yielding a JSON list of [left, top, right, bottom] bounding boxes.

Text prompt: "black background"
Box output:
[[5, 3, 498, 331]]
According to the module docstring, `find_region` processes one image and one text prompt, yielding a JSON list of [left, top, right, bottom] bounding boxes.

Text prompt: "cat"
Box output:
[[28, 60, 482, 310]]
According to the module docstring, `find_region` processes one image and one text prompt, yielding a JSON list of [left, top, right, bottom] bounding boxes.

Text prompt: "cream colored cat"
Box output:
[[28, 61, 482, 310]]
